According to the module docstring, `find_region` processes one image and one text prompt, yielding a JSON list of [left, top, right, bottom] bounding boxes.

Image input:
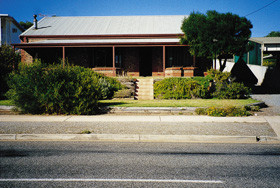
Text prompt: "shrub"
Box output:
[[263, 59, 276, 67], [195, 107, 207, 115], [154, 77, 211, 99], [80, 130, 92, 134], [114, 89, 133, 98], [206, 69, 231, 83], [244, 105, 260, 112], [0, 45, 20, 99], [91, 72, 123, 100], [195, 106, 251, 117], [206, 69, 251, 99], [115, 77, 135, 99], [7, 61, 121, 115], [212, 82, 251, 99], [190, 77, 213, 98]]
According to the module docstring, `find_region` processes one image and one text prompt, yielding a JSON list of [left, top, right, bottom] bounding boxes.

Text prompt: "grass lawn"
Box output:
[[99, 98, 260, 108], [0, 98, 260, 108], [0, 100, 14, 106]]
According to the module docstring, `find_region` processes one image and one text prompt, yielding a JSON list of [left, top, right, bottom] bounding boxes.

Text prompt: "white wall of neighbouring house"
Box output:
[[0, 16, 22, 46], [215, 61, 268, 86]]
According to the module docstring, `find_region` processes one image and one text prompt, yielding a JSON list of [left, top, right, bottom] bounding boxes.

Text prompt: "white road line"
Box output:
[[0, 178, 223, 184]]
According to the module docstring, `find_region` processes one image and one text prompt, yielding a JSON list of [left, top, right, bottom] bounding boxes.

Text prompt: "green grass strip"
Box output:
[[0, 100, 14, 106], [99, 98, 259, 108]]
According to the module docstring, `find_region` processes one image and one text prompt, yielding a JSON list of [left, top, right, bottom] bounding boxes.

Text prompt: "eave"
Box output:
[[20, 33, 184, 40]]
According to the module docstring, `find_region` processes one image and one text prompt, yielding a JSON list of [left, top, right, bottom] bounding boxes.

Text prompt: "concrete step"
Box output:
[[136, 85, 153, 88], [137, 82, 153, 85], [137, 85, 153, 88], [136, 94, 154, 97], [136, 89, 153, 93], [135, 78, 154, 100], [136, 88, 153, 92]]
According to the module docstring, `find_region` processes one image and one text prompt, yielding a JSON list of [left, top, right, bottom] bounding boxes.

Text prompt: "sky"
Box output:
[[0, 0, 279, 37]]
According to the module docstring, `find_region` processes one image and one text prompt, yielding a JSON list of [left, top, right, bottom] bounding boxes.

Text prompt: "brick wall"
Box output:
[[20, 38, 46, 64], [165, 67, 182, 77], [183, 67, 197, 77], [92, 67, 116, 77], [21, 49, 33, 64], [165, 67, 198, 77]]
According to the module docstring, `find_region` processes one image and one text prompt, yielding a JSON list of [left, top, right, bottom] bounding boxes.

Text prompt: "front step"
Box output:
[[135, 78, 154, 100]]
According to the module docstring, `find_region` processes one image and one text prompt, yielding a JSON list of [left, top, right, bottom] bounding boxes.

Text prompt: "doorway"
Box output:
[[139, 48, 152, 76]]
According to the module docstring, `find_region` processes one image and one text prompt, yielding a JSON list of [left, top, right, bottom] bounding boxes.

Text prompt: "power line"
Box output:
[[245, 0, 279, 17]]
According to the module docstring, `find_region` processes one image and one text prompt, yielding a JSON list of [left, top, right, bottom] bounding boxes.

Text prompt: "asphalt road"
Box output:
[[1, 142, 280, 187]]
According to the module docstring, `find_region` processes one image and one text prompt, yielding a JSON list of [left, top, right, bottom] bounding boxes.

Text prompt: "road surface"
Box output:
[[1, 142, 280, 187]]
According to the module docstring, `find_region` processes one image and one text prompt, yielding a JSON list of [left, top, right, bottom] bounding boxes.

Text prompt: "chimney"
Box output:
[[33, 14, 37, 29]]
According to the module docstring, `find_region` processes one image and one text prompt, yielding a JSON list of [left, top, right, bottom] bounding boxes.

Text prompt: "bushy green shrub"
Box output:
[[154, 77, 211, 99], [195, 107, 207, 115], [206, 69, 231, 83], [206, 69, 251, 99], [212, 82, 251, 99], [114, 89, 133, 98], [154, 70, 251, 100], [7, 61, 122, 114], [244, 105, 260, 112], [0, 45, 20, 99], [263, 59, 276, 67], [190, 77, 213, 98], [91, 72, 123, 100], [195, 106, 251, 117]]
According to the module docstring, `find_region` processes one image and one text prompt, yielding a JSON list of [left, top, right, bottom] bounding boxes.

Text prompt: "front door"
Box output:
[[139, 48, 152, 76]]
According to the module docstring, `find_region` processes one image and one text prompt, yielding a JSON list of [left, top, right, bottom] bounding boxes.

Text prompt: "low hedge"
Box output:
[[154, 77, 211, 99], [7, 61, 122, 114], [212, 82, 251, 99], [154, 70, 251, 100]]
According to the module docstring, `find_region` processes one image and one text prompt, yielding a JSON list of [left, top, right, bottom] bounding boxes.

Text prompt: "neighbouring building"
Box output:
[[13, 15, 210, 77], [0, 14, 24, 46], [218, 37, 280, 85], [235, 37, 280, 66]]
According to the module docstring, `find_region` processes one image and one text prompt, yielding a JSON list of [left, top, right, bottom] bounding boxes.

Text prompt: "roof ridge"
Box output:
[[45, 15, 187, 17]]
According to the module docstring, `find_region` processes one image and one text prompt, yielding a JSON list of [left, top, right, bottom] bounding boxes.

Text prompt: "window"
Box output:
[[166, 46, 193, 67], [12, 28, 17, 33]]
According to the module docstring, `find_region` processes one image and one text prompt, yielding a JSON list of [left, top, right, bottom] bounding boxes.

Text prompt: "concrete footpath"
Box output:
[[0, 115, 280, 143]]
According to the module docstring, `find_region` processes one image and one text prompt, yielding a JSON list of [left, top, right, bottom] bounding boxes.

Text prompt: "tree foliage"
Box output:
[[19, 21, 33, 31], [266, 31, 280, 37], [181, 10, 253, 71]]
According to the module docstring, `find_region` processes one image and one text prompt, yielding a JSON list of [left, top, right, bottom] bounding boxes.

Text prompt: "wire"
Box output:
[[245, 0, 279, 17]]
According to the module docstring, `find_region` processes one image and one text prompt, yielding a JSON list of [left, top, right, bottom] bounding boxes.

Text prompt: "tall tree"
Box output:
[[266, 31, 280, 37], [181, 10, 253, 71], [19, 21, 33, 31]]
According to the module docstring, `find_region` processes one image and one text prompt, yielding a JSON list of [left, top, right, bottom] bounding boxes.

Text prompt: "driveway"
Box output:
[[251, 94, 280, 115]]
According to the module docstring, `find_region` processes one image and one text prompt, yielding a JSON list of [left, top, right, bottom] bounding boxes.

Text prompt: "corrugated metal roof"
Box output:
[[29, 38, 180, 44], [21, 15, 187, 36], [250, 37, 280, 44]]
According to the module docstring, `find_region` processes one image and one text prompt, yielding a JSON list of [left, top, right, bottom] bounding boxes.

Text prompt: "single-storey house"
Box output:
[[13, 15, 210, 77]]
